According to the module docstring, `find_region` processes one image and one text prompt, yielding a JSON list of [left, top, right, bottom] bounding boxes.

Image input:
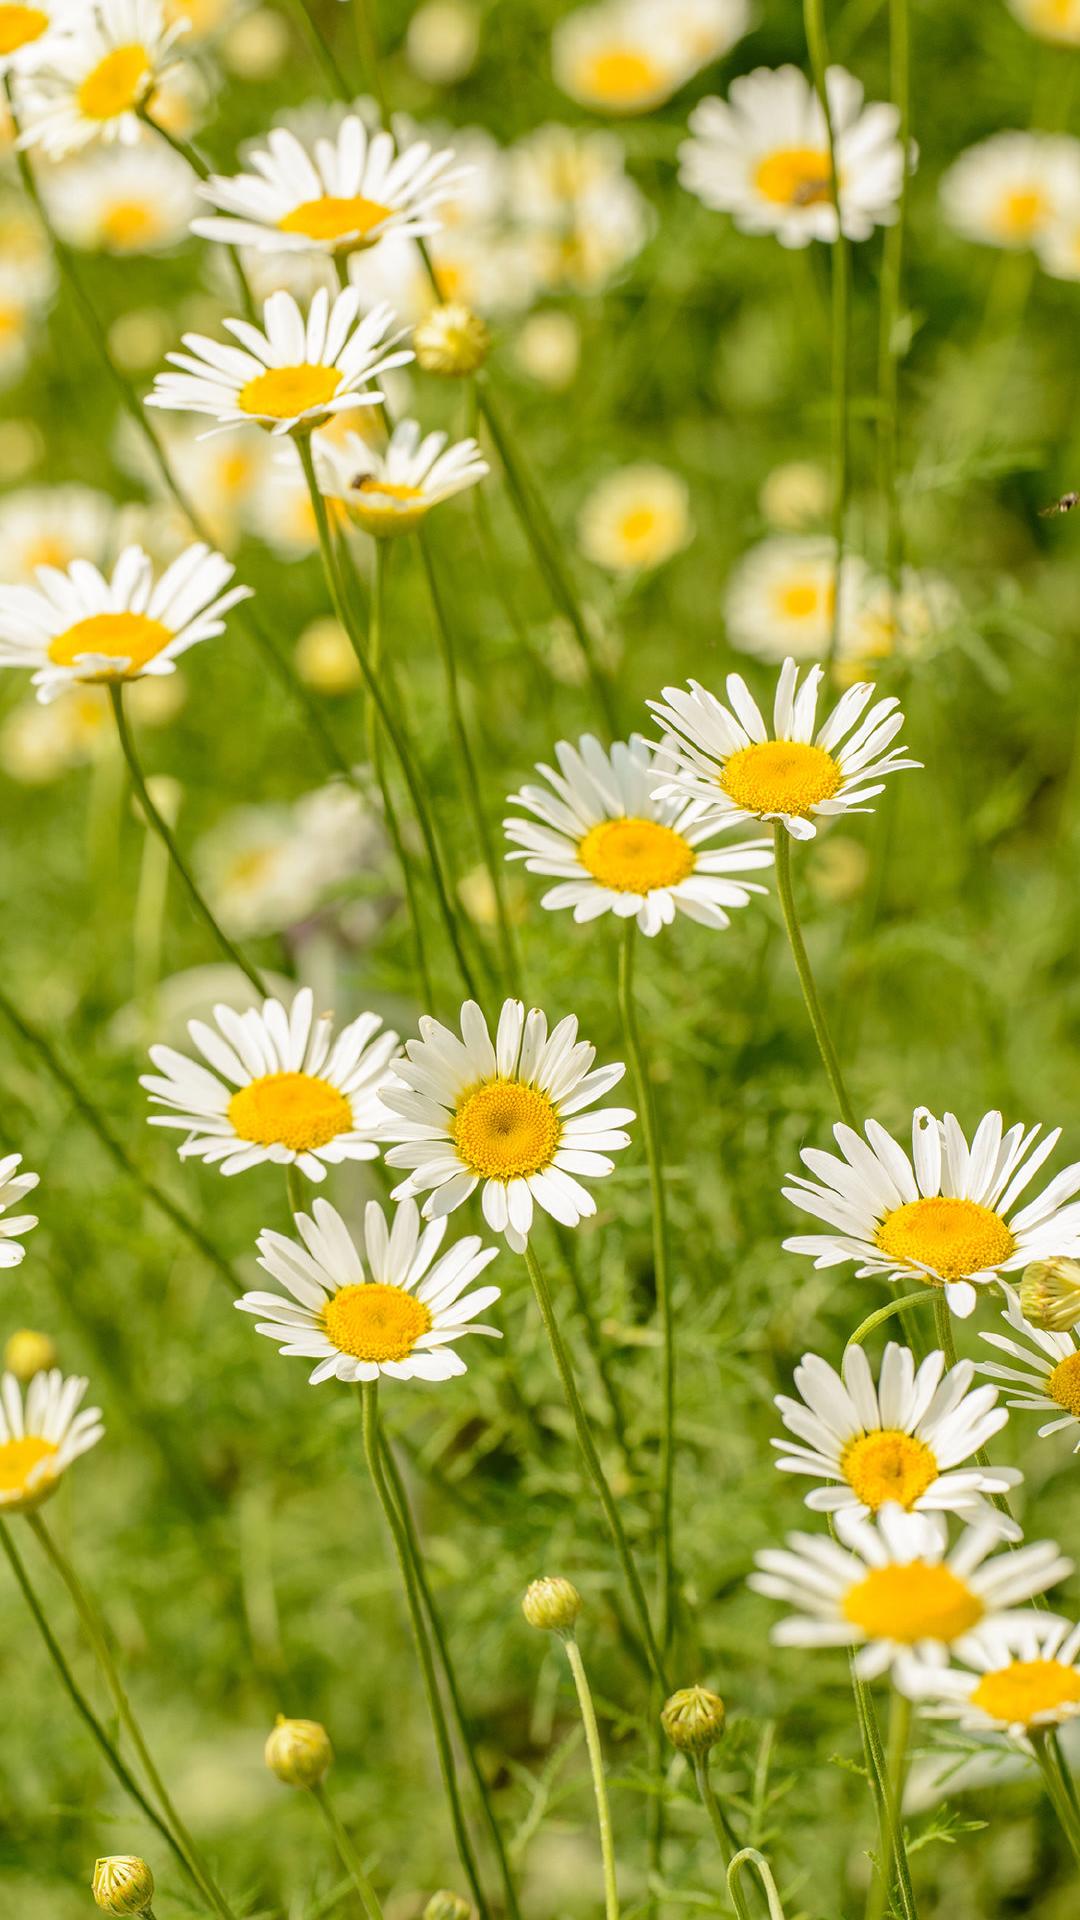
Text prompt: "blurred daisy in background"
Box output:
[[240, 1196, 501, 1385], [680, 65, 907, 247], [18, 0, 187, 158], [142, 985, 399, 1180], [514, 309, 581, 388], [195, 784, 383, 939], [0, 485, 116, 581], [505, 733, 772, 936], [316, 418, 488, 539], [0, 673, 183, 783], [0, 0, 75, 76], [0, 268, 51, 388], [405, 0, 478, 85], [783, 1109, 1080, 1318], [977, 1284, 1080, 1449], [163, 0, 246, 36], [758, 460, 830, 532], [578, 465, 692, 574], [939, 131, 1080, 252], [0, 195, 57, 306], [507, 125, 653, 296], [382, 998, 634, 1252], [0, 1370, 103, 1510], [667, 0, 753, 66], [836, 567, 963, 679], [0, 1154, 38, 1268], [902, 1615, 1080, 1742], [723, 536, 867, 661], [649, 659, 920, 840], [552, 0, 698, 115], [1007, 0, 1080, 42], [1034, 181, 1080, 281], [294, 616, 362, 694], [132, 421, 274, 549], [43, 139, 198, 252]]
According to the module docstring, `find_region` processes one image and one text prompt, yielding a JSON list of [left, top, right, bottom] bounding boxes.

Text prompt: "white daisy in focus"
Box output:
[[578, 466, 692, 575], [750, 1503, 1072, 1680], [0, 1369, 104, 1510], [782, 1109, 1080, 1319], [146, 288, 412, 438], [902, 1614, 1080, 1741], [0, 1, 75, 75], [17, 0, 187, 159], [680, 64, 907, 247], [723, 537, 868, 662], [506, 125, 653, 296], [552, 1, 697, 115], [978, 1284, 1080, 1450], [773, 1342, 1019, 1532], [141, 986, 399, 1180], [0, 541, 249, 702], [0, 485, 116, 581], [239, 1196, 501, 1385], [648, 658, 920, 841], [381, 999, 634, 1252], [315, 418, 488, 539], [505, 733, 772, 937], [44, 139, 199, 253], [939, 132, 1080, 252], [0, 1153, 39, 1268], [1008, 0, 1080, 45]]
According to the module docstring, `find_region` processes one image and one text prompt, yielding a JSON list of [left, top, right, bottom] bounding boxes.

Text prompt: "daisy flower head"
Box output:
[[0, 1369, 104, 1511], [939, 131, 1080, 252], [1009, 0, 1080, 46], [750, 1503, 1072, 1681], [505, 733, 773, 938], [902, 1613, 1080, 1741], [0, 1, 75, 76], [314, 417, 488, 539], [0, 541, 249, 703], [0, 485, 116, 582], [648, 658, 920, 842], [145, 287, 413, 438], [381, 999, 634, 1253], [679, 64, 907, 248], [17, 0, 187, 159], [240, 1196, 500, 1385], [577, 465, 692, 575], [783, 1109, 1080, 1318], [552, 1, 697, 116], [506, 123, 653, 298], [978, 1284, 1080, 1450], [773, 1342, 1020, 1533], [44, 138, 199, 253], [1034, 183, 1080, 283], [723, 537, 869, 663], [0, 1152, 39, 1268], [141, 985, 399, 1180], [191, 116, 471, 260]]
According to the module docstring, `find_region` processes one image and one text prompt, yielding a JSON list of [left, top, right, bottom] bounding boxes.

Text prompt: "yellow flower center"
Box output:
[[578, 816, 695, 894], [0, 5, 48, 55], [99, 198, 161, 249], [619, 506, 658, 544], [842, 1561, 984, 1644], [25, 536, 74, 571], [237, 364, 343, 422], [227, 1071, 353, 1153], [1033, 0, 1080, 28], [841, 1430, 939, 1511], [0, 1433, 57, 1503], [77, 43, 152, 122], [777, 579, 832, 621], [218, 450, 256, 496], [755, 146, 834, 208], [278, 194, 394, 247], [322, 1282, 432, 1363], [875, 1196, 1015, 1281], [0, 302, 21, 342], [719, 739, 843, 818], [971, 1658, 1080, 1725], [1048, 1350, 1080, 1417], [47, 610, 172, 675], [451, 1078, 561, 1182], [356, 478, 426, 504], [997, 186, 1049, 239], [580, 45, 664, 107]]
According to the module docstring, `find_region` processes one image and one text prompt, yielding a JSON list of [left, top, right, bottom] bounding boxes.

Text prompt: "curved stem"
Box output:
[[802, 0, 851, 667], [692, 1751, 738, 1866], [109, 685, 267, 998], [310, 1779, 385, 1920], [728, 1849, 787, 1920], [846, 1291, 940, 1349], [563, 1636, 620, 1920], [369, 542, 434, 1007], [771, 826, 855, 1126]]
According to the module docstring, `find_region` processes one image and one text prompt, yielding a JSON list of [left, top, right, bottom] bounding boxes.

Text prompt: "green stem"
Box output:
[[137, 111, 255, 323], [370, 541, 435, 1007], [311, 1779, 385, 1920], [109, 685, 267, 998], [285, 1163, 306, 1216], [931, 1292, 958, 1368], [692, 1751, 739, 1865], [352, 0, 390, 118], [728, 1849, 787, 1920], [1032, 1732, 1080, 1865], [802, 0, 852, 666], [877, 0, 910, 589], [522, 1243, 669, 1692], [555, 1226, 631, 1461], [846, 1290, 939, 1348], [563, 1636, 620, 1920], [284, 0, 352, 101], [851, 1660, 918, 1920], [771, 826, 855, 1126], [866, 1688, 915, 1920]]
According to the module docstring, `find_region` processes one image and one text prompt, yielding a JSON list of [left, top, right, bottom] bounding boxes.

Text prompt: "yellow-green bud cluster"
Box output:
[[91, 1857, 155, 1915], [264, 1714, 333, 1787], [423, 1891, 473, 1920], [414, 303, 491, 376], [522, 1575, 583, 1634], [3, 1328, 57, 1380], [661, 1686, 726, 1754], [1019, 1259, 1080, 1332]]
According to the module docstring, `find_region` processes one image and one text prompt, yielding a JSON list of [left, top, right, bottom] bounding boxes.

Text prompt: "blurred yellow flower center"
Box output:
[[100, 198, 160, 248], [228, 1072, 352, 1152], [25, 536, 73, 570], [451, 1079, 561, 1181], [579, 816, 695, 893], [971, 1658, 1080, 1725], [0, 6, 48, 54], [841, 1430, 938, 1510], [619, 506, 658, 544], [1048, 1351, 1080, 1417], [323, 1282, 431, 1362], [356, 478, 426, 504], [0, 302, 21, 340], [755, 147, 834, 208], [875, 1197, 1014, 1280], [778, 579, 830, 620], [1035, 0, 1079, 23], [842, 1561, 983, 1643], [0, 1433, 57, 1500], [238, 364, 342, 421], [279, 194, 393, 245], [720, 740, 842, 817], [77, 44, 152, 121], [218, 450, 256, 496], [581, 46, 663, 105], [47, 611, 172, 674], [997, 188, 1048, 239]]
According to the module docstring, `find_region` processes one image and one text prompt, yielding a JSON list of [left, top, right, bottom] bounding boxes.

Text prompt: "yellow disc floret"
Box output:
[[451, 1079, 561, 1181], [875, 1197, 1015, 1281], [755, 147, 834, 208], [579, 46, 664, 109], [99, 199, 161, 250], [278, 194, 393, 247], [578, 816, 695, 894], [77, 44, 152, 122], [719, 739, 843, 818], [47, 611, 173, 675], [323, 1282, 432, 1363], [0, 6, 48, 55], [841, 1430, 939, 1511], [842, 1561, 984, 1644], [228, 1071, 353, 1153], [1048, 1350, 1080, 1418], [0, 1433, 58, 1508], [971, 1658, 1080, 1727], [237, 364, 343, 422]]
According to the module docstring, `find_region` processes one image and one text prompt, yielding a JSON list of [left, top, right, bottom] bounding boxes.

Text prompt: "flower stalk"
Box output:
[[802, 0, 851, 665], [310, 1779, 386, 1920], [563, 1633, 620, 1920], [370, 541, 435, 1006]]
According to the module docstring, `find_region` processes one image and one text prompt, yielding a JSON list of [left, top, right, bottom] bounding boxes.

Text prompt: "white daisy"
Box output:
[[146, 287, 413, 438], [837, 566, 963, 678], [977, 1284, 1080, 1451], [750, 1503, 1072, 1681], [506, 123, 653, 297], [17, 0, 186, 159], [577, 466, 692, 575], [0, 1153, 39, 1269], [773, 1342, 1020, 1533], [314, 417, 488, 538], [648, 658, 920, 842], [0, 485, 116, 583], [43, 138, 199, 253], [140, 985, 400, 1181], [381, 998, 634, 1253], [723, 537, 869, 663], [1035, 184, 1080, 282], [239, 1196, 501, 1385], [667, 0, 752, 67], [552, 1, 697, 116], [0, 1369, 104, 1510], [0, 265, 50, 387], [0, 541, 250, 703], [0, 1, 75, 76], [901, 1614, 1080, 1741], [939, 131, 1080, 252], [783, 1109, 1080, 1320], [1009, 0, 1080, 41], [679, 64, 907, 248], [505, 733, 773, 937]]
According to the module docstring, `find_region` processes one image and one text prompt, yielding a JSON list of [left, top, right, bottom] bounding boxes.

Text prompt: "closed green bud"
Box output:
[[661, 1686, 726, 1754], [424, 1891, 473, 1920], [264, 1714, 333, 1787], [522, 1575, 582, 1634], [1020, 1259, 1080, 1332], [91, 1857, 155, 1915], [414, 303, 491, 376]]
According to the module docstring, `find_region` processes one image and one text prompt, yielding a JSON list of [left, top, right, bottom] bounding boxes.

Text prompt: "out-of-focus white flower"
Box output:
[[294, 617, 362, 695], [513, 310, 580, 388], [0, 195, 57, 306], [578, 465, 692, 574], [940, 131, 1080, 251], [1008, 0, 1080, 44], [405, 0, 479, 84], [1035, 181, 1080, 281], [552, 1, 698, 115], [0, 485, 117, 582], [759, 460, 829, 531], [0, 268, 50, 387], [43, 140, 199, 253], [837, 568, 963, 678], [723, 537, 868, 662], [667, 0, 753, 65], [222, 7, 289, 78], [508, 123, 652, 294], [195, 783, 383, 937], [0, 1, 77, 77], [18, 0, 188, 159], [0, 675, 183, 784]]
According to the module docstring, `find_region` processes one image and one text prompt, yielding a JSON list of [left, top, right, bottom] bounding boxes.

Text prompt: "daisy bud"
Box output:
[[414, 303, 491, 377], [1020, 1259, 1080, 1332], [264, 1714, 333, 1787], [424, 1892, 473, 1920], [91, 1857, 155, 1915], [3, 1328, 57, 1381], [522, 1575, 582, 1635], [661, 1686, 726, 1755]]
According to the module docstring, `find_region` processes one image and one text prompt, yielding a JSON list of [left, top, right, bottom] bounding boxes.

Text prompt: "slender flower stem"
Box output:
[[359, 1384, 492, 1919], [846, 1291, 939, 1349], [931, 1293, 958, 1368], [27, 1515, 238, 1920], [802, 0, 852, 666], [522, 1242, 669, 1691], [109, 685, 268, 997], [728, 1849, 787, 1920], [562, 1634, 620, 1920], [617, 924, 675, 1655], [352, 0, 390, 118], [866, 1689, 915, 1920], [369, 543, 434, 1006], [298, 438, 480, 1003], [877, 0, 911, 590], [850, 1660, 918, 1920], [285, 1164, 306, 1217], [310, 1779, 385, 1920], [692, 1751, 739, 1865], [1032, 1731, 1080, 1864], [136, 111, 256, 323], [285, 0, 353, 101], [771, 826, 855, 1126]]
